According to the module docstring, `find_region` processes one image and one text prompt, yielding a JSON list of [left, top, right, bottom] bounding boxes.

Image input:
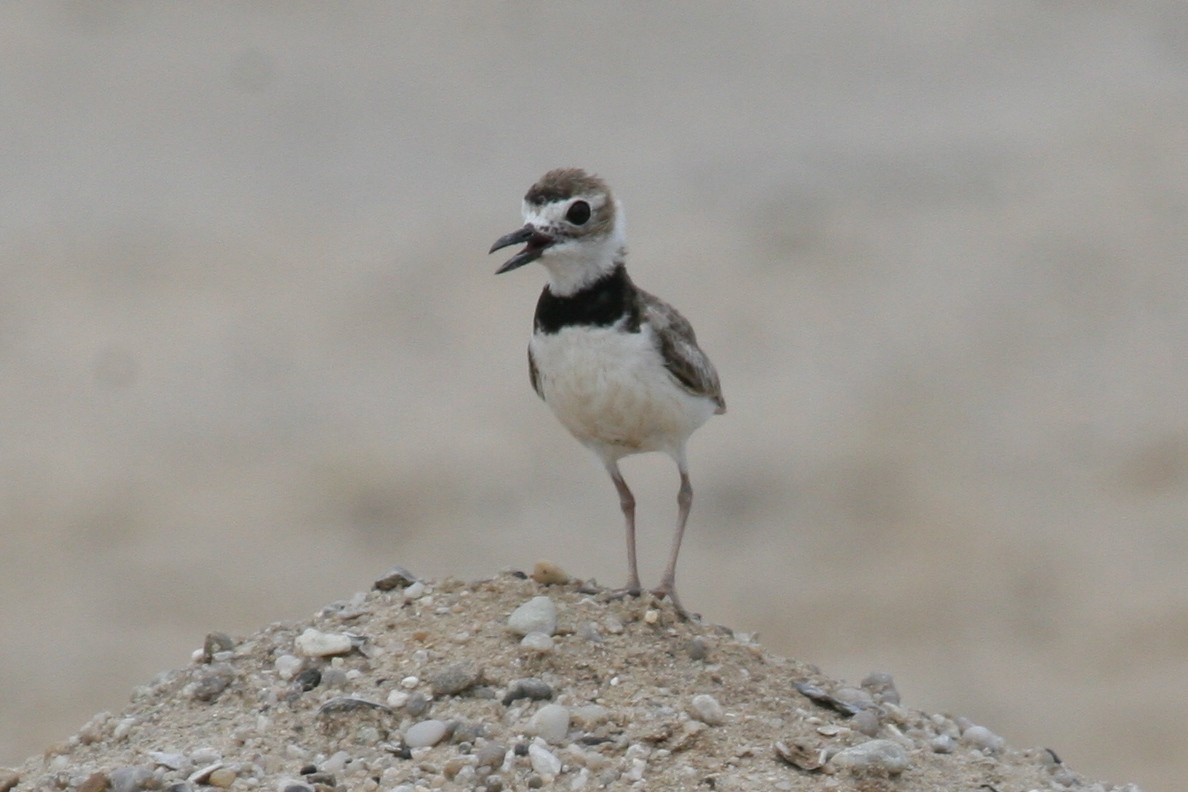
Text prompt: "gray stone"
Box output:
[[405, 719, 448, 748], [528, 704, 570, 744], [508, 596, 557, 637], [827, 739, 910, 776], [689, 693, 725, 726], [430, 663, 482, 697]]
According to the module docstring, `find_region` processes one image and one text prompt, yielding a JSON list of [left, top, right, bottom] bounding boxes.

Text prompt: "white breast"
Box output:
[[529, 323, 718, 461]]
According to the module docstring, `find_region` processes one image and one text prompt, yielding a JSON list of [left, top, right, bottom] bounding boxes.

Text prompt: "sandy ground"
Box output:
[[5, 570, 1141, 791], [1, 4, 1185, 790]]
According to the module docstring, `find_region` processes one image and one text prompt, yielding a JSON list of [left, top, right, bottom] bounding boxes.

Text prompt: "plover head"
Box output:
[[490, 168, 627, 296]]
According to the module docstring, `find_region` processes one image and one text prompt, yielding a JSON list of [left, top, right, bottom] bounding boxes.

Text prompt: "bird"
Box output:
[[489, 167, 725, 616]]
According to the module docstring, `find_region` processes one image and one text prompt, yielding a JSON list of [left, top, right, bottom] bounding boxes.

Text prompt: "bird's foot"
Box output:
[[604, 584, 643, 602], [649, 585, 697, 621]]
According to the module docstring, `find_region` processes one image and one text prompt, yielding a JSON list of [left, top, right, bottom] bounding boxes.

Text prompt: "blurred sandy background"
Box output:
[[2, 3, 1186, 789]]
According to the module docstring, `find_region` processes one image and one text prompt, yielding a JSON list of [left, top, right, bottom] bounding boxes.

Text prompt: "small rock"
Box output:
[[475, 742, 508, 769], [503, 678, 554, 705], [77, 772, 108, 792], [930, 734, 956, 753], [186, 664, 235, 702], [530, 560, 569, 585], [528, 742, 562, 777], [570, 704, 610, 727], [851, 707, 881, 737], [961, 724, 1005, 754], [861, 671, 900, 705], [374, 565, 419, 591], [295, 668, 323, 691], [508, 596, 557, 637], [274, 654, 303, 680], [832, 686, 875, 709], [405, 719, 448, 748], [686, 637, 709, 661], [405, 692, 431, 717], [403, 581, 427, 601], [774, 740, 823, 771], [529, 704, 571, 744], [520, 632, 555, 652], [295, 628, 353, 657], [827, 739, 910, 776], [202, 632, 235, 662], [430, 663, 482, 697], [207, 767, 236, 788], [689, 693, 725, 726]]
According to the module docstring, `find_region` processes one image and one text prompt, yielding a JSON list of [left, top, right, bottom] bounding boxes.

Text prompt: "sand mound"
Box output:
[[5, 569, 1139, 791]]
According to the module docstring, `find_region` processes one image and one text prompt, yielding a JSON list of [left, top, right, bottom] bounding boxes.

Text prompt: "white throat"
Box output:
[[532, 199, 628, 297]]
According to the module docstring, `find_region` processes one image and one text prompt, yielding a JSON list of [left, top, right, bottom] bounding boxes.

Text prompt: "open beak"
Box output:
[[490, 225, 554, 274]]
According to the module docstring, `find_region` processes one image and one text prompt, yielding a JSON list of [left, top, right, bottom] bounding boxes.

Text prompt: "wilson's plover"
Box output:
[[490, 168, 725, 615]]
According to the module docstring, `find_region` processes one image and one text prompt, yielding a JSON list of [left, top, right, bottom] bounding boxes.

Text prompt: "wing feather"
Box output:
[[640, 290, 726, 413]]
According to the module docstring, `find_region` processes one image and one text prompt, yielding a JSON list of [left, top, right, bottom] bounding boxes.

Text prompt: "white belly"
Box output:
[[529, 324, 717, 460]]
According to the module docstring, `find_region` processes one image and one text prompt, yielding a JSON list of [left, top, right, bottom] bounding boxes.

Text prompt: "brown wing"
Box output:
[[640, 290, 726, 414]]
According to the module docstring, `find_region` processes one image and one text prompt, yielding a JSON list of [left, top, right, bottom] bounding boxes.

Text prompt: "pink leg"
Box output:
[[652, 466, 692, 616], [607, 462, 641, 593]]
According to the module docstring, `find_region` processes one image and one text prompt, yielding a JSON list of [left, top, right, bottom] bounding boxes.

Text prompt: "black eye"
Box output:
[[566, 200, 591, 225]]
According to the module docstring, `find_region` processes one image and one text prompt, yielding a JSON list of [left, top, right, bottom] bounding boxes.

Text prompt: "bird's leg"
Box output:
[[652, 465, 693, 617], [607, 462, 641, 596]]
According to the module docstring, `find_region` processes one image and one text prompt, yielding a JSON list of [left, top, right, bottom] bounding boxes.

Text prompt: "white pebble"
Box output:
[[403, 581, 426, 600], [528, 742, 562, 777], [529, 704, 571, 744], [827, 739, 910, 775], [404, 719, 448, 748], [400, 675, 420, 689], [520, 632, 555, 652], [274, 654, 303, 680], [961, 724, 1005, 754], [689, 693, 725, 726], [294, 628, 353, 658], [386, 690, 410, 708], [508, 596, 558, 637]]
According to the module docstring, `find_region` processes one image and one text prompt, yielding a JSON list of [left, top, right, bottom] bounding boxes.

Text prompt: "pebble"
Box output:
[[569, 704, 610, 728], [404, 719, 448, 748], [961, 724, 1005, 754], [827, 739, 910, 776], [508, 596, 557, 637], [295, 628, 353, 657], [274, 654, 303, 680], [77, 773, 108, 792], [530, 560, 569, 585], [528, 742, 562, 777], [186, 664, 235, 702], [529, 704, 571, 744], [689, 693, 726, 726], [430, 663, 482, 697], [207, 767, 236, 788], [930, 734, 956, 753], [520, 632, 555, 652], [851, 707, 881, 737], [405, 692, 431, 716], [203, 632, 235, 662], [403, 581, 427, 601], [374, 565, 419, 591], [475, 741, 509, 769], [503, 678, 554, 705], [686, 637, 709, 661], [861, 671, 900, 705]]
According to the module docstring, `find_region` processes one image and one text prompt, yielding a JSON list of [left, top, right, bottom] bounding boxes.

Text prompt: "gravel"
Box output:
[[4, 568, 1142, 791]]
